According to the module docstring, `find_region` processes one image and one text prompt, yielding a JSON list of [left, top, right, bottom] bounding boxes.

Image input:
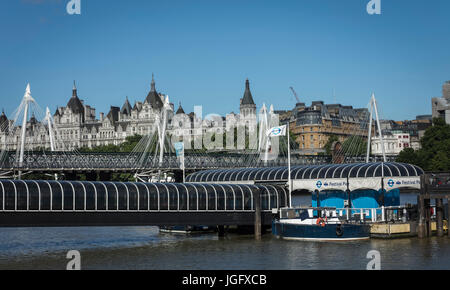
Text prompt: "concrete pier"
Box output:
[[254, 190, 262, 240], [436, 198, 444, 237]]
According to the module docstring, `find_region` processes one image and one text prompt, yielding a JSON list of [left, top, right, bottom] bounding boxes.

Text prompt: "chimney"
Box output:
[[100, 112, 104, 121]]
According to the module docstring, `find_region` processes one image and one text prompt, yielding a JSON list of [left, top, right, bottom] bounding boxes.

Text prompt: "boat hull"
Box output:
[[159, 225, 215, 234], [272, 221, 370, 241]]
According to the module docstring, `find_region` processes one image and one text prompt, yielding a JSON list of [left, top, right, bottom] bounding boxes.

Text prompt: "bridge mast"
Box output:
[[365, 98, 373, 163], [45, 107, 58, 180], [258, 103, 270, 165], [365, 93, 386, 163], [157, 95, 171, 181], [18, 84, 34, 176], [45, 107, 55, 152]]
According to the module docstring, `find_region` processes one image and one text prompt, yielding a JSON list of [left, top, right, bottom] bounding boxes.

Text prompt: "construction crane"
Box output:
[[289, 87, 301, 103]]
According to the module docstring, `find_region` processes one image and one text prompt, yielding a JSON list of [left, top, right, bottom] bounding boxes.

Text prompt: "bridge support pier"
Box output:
[[448, 200, 450, 238], [217, 225, 225, 237], [173, 170, 184, 183], [417, 196, 426, 238], [436, 198, 444, 237], [254, 189, 262, 240]]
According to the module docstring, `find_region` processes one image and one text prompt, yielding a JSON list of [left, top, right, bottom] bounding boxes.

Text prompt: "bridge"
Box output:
[[0, 151, 396, 177], [0, 151, 332, 171]]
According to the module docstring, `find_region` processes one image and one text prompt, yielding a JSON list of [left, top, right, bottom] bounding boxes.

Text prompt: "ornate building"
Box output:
[[1, 77, 260, 152], [0, 75, 174, 151], [289, 101, 371, 155]]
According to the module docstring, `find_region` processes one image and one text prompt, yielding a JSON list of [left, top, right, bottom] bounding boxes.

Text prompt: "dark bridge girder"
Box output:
[[0, 212, 274, 228], [0, 151, 335, 172]]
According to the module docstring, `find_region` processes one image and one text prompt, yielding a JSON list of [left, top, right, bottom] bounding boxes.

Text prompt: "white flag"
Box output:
[[267, 125, 287, 137]]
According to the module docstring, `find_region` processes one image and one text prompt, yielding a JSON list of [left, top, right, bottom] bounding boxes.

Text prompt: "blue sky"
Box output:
[[0, 0, 449, 120]]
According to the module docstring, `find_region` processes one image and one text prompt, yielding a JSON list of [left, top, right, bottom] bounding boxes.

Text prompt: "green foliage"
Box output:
[[120, 134, 144, 152], [79, 134, 143, 153], [397, 118, 450, 172], [321, 135, 366, 156], [323, 135, 339, 155], [397, 147, 420, 165], [342, 136, 367, 156]]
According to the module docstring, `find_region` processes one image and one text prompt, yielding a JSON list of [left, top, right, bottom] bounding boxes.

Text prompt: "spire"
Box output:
[[241, 78, 255, 105], [145, 74, 164, 110], [67, 81, 84, 114], [176, 102, 185, 114], [151, 73, 156, 92], [0, 109, 6, 120], [121, 96, 132, 115], [72, 80, 77, 97], [0, 108, 8, 131]]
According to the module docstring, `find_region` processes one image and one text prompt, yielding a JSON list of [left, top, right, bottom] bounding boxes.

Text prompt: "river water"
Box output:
[[0, 193, 449, 270]]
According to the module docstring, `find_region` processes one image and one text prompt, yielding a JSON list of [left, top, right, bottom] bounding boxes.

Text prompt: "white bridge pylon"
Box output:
[[18, 84, 35, 167], [132, 94, 174, 182], [366, 93, 386, 163], [0, 84, 67, 179], [258, 103, 279, 164]]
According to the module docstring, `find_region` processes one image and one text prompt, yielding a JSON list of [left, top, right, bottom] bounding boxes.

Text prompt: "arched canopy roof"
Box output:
[[186, 162, 424, 183], [0, 180, 288, 212]]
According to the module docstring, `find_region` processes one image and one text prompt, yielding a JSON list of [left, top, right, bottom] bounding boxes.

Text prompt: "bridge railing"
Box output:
[[0, 151, 333, 170], [0, 151, 397, 170]]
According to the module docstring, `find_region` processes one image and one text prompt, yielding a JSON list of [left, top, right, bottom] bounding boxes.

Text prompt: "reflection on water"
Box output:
[[0, 226, 448, 270], [0, 193, 448, 270]]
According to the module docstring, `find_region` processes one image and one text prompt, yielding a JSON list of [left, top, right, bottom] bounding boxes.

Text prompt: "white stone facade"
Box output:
[[371, 133, 411, 156]]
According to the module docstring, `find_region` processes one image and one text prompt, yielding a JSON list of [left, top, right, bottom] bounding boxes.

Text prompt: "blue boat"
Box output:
[[272, 207, 371, 241]]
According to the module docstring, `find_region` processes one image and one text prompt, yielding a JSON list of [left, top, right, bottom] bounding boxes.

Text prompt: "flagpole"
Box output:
[[182, 153, 185, 183], [287, 122, 292, 208]]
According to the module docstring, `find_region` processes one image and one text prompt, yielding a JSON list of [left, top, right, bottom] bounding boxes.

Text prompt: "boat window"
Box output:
[[298, 210, 309, 221]]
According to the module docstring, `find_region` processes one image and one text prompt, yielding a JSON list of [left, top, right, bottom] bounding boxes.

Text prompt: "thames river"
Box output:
[[0, 193, 449, 270]]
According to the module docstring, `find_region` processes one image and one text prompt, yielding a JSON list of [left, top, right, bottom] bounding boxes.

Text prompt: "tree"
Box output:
[[396, 147, 419, 165], [119, 134, 143, 152], [323, 135, 339, 155], [342, 136, 367, 156], [397, 118, 450, 171]]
